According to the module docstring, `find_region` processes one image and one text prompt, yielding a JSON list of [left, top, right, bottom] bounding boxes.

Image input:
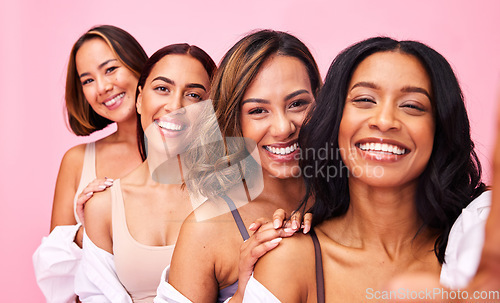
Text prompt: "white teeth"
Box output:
[[104, 92, 124, 107], [358, 143, 406, 155], [265, 143, 299, 155], [157, 121, 183, 131]]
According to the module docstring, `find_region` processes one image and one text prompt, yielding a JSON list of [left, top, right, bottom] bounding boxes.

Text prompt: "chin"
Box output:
[[266, 167, 301, 180]]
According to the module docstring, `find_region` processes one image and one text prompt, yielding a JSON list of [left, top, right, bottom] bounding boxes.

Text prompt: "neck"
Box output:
[[258, 172, 306, 212], [114, 114, 138, 142], [334, 179, 425, 253]]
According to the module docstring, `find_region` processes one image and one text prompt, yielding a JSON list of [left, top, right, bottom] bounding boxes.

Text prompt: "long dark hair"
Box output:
[[299, 36, 486, 263]]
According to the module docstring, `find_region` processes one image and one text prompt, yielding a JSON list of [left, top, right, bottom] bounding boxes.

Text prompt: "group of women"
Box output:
[[32, 24, 499, 303]]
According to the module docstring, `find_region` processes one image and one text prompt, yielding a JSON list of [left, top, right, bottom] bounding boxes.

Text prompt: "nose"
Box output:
[[270, 112, 296, 140], [163, 93, 184, 114], [97, 76, 113, 95], [368, 102, 401, 132]]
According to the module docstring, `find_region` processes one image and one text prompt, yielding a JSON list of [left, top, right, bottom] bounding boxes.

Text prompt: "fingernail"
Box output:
[[303, 226, 310, 234], [270, 238, 282, 244], [249, 223, 256, 230], [292, 221, 298, 230], [273, 219, 280, 229], [86, 192, 93, 197], [283, 228, 294, 233], [98, 185, 106, 189], [104, 181, 113, 186], [107, 178, 114, 182]]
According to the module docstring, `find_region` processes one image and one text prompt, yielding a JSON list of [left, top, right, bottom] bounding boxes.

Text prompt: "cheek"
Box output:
[[81, 87, 95, 105], [241, 119, 269, 146]]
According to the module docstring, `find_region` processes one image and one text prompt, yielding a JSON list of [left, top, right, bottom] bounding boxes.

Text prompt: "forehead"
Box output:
[[147, 54, 209, 84], [75, 38, 114, 66], [350, 51, 431, 90], [243, 55, 311, 97]]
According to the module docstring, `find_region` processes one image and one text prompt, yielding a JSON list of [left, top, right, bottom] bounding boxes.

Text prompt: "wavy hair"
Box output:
[[184, 29, 322, 200], [298, 36, 486, 263]]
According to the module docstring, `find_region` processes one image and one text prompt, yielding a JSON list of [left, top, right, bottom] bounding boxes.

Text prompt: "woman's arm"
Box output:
[[51, 145, 85, 229], [167, 212, 220, 302]]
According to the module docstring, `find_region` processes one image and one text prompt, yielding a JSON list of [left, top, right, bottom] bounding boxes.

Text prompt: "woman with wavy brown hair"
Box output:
[[155, 29, 322, 303]]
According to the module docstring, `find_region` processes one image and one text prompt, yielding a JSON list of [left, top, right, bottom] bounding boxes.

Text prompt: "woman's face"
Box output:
[[76, 38, 138, 123], [137, 54, 211, 156], [338, 51, 435, 189], [240, 55, 314, 179]]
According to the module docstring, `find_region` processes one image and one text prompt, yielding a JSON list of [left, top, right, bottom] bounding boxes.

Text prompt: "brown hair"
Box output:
[[184, 29, 322, 199], [65, 25, 147, 137], [135, 43, 216, 160], [211, 29, 322, 139]]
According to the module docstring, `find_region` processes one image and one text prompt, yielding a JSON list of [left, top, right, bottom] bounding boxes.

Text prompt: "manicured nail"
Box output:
[[303, 225, 310, 234], [249, 223, 256, 230], [292, 221, 298, 230], [273, 219, 280, 229], [104, 181, 113, 186], [86, 192, 93, 197], [283, 228, 294, 233], [106, 178, 114, 182], [270, 238, 282, 244], [98, 185, 106, 189]]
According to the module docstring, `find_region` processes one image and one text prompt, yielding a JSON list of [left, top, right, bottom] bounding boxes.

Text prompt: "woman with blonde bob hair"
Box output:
[[33, 25, 147, 303]]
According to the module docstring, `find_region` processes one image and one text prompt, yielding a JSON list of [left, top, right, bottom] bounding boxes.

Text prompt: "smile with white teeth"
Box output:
[[264, 143, 299, 155], [104, 92, 125, 107], [357, 142, 406, 155], [156, 120, 184, 131]]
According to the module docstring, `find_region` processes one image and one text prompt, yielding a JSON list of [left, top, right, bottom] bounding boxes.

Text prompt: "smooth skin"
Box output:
[[253, 52, 442, 302], [50, 38, 143, 247], [168, 55, 314, 302], [84, 54, 211, 256], [388, 92, 500, 303]]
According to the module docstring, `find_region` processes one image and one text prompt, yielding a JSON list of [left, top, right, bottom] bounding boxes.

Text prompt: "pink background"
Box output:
[[1, 0, 499, 301]]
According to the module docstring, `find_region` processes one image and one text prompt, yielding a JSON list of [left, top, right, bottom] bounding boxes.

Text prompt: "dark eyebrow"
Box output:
[[79, 59, 118, 78], [152, 76, 175, 85], [186, 83, 207, 91], [350, 81, 379, 91], [241, 98, 270, 106], [241, 89, 311, 106], [401, 86, 431, 100], [285, 89, 310, 101]]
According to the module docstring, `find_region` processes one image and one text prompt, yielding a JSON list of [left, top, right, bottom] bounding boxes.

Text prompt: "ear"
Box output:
[[136, 86, 143, 115]]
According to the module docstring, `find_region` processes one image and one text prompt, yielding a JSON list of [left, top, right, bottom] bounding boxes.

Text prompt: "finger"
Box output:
[[84, 179, 114, 194], [246, 224, 295, 247], [242, 238, 283, 269], [302, 213, 313, 234], [290, 211, 302, 231], [249, 217, 269, 231], [272, 209, 287, 229]]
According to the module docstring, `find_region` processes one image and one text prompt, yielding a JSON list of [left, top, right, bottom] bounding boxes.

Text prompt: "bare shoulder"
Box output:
[[253, 232, 316, 302], [83, 187, 113, 253], [50, 143, 89, 230], [168, 201, 235, 302], [173, 199, 234, 254]]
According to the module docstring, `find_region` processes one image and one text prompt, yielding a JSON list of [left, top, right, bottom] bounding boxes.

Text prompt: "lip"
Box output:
[[262, 140, 300, 163], [102, 92, 125, 110], [354, 137, 410, 162], [154, 116, 189, 138]]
